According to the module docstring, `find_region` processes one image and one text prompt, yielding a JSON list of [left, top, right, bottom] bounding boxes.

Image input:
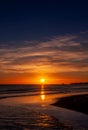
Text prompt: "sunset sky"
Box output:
[[0, 1, 88, 84]]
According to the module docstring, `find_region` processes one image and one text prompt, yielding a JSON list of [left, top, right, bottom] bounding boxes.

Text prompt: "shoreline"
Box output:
[[52, 94, 88, 115], [0, 91, 88, 115], [0, 92, 88, 129]]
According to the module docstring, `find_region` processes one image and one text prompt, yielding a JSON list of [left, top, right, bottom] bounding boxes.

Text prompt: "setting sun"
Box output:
[[40, 78, 45, 83]]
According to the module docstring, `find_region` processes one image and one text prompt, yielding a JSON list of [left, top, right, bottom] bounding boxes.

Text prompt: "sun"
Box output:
[[40, 78, 45, 83]]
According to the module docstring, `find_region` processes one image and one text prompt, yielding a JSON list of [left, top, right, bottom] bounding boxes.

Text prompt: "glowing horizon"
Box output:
[[0, 35, 88, 84]]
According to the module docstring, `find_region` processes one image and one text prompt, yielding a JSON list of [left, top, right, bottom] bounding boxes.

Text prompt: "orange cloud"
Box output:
[[0, 33, 88, 84]]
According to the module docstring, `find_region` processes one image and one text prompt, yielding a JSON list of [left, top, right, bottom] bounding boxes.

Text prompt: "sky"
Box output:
[[0, 1, 88, 84]]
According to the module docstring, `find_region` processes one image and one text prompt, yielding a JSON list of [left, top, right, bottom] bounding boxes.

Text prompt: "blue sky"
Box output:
[[0, 1, 88, 41]]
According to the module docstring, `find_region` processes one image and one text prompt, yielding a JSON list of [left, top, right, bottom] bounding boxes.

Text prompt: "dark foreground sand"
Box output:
[[52, 94, 88, 115], [0, 105, 73, 130]]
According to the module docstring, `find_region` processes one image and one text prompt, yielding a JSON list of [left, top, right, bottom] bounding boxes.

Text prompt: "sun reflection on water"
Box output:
[[41, 85, 45, 101]]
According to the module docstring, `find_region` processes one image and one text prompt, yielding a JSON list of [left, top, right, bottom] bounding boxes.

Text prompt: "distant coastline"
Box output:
[[69, 82, 88, 85]]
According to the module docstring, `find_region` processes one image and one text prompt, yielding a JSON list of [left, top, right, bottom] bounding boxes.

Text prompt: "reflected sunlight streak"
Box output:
[[41, 85, 45, 101], [41, 94, 45, 101]]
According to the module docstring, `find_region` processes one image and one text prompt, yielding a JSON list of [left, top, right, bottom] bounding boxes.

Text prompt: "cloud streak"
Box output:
[[0, 33, 88, 75]]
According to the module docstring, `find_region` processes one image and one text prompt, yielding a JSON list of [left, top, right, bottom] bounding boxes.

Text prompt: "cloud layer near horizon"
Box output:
[[0, 32, 88, 82]]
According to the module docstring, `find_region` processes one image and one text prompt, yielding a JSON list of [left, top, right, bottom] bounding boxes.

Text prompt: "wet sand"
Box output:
[[0, 93, 74, 130], [0, 104, 73, 130], [0, 93, 88, 129], [52, 94, 88, 115]]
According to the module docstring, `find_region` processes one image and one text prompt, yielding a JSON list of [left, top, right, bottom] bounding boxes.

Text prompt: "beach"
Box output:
[[0, 84, 88, 129], [52, 94, 88, 115], [0, 105, 73, 130]]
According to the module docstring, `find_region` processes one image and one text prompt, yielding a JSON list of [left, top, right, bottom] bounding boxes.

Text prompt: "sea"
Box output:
[[0, 84, 88, 96]]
